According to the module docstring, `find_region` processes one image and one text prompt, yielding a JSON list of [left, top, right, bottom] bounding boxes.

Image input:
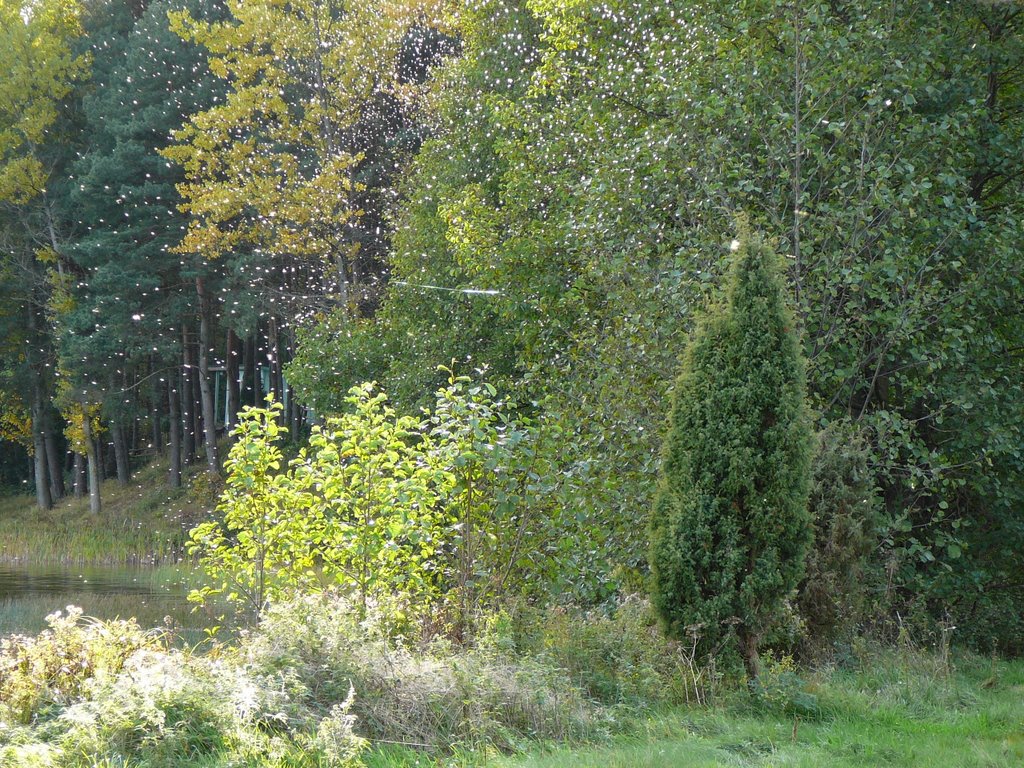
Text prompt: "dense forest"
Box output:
[[1, 0, 1023, 764]]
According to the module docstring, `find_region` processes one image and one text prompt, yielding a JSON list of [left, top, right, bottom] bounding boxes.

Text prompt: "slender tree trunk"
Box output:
[[82, 413, 102, 516], [192, 356, 203, 459], [150, 366, 163, 454], [26, 296, 52, 509], [181, 334, 196, 465], [240, 331, 252, 407], [31, 393, 52, 511], [73, 452, 86, 498], [288, 386, 300, 442], [167, 377, 182, 489], [192, 362, 202, 455], [103, 434, 116, 479], [42, 406, 64, 502], [251, 326, 263, 405], [738, 628, 762, 684], [225, 327, 239, 432], [268, 316, 282, 408], [196, 277, 219, 474], [110, 420, 130, 486], [268, 317, 285, 429]]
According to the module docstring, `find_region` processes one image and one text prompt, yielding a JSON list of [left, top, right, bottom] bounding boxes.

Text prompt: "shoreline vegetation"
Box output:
[[0, 589, 1020, 768], [0, 458, 208, 567], [0, 467, 1021, 767]]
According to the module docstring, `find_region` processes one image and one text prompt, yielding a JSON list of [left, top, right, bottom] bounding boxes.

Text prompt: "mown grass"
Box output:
[[364, 650, 1024, 768], [0, 457, 213, 565]]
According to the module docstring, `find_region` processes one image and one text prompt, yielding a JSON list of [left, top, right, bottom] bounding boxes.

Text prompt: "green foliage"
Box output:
[[426, 368, 536, 632], [746, 652, 820, 719], [0, 607, 158, 725], [0, 607, 366, 768], [649, 231, 812, 678], [190, 374, 570, 631], [241, 593, 599, 752], [798, 423, 883, 654], [189, 399, 317, 618], [331, 0, 1024, 640], [299, 383, 447, 618], [0, 0, 88, 205], [61, 0, 223, 404], [513, 597, 704, 708]]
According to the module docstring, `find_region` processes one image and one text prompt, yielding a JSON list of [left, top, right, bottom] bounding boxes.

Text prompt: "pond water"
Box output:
[[0, 564, 222, 644]]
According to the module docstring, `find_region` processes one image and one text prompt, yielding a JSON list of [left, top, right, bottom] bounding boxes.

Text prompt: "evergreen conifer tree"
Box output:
[[649, 229, 812, 681]]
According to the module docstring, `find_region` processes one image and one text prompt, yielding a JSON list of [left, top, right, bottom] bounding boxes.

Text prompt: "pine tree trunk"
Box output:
[[31, 393, 52, 511], [226, 328, 239, 432], [268, 316, 283, 412], [167, 377, 182, 489], [240, 331, 252, 407], [192, 356, 203, 460], [150, 363, 163, 455], [251, 326, 263, 405], [72, 452, 86, 498], [196, 277, 219, 475], [42, 406, 64, 502], [111, 420, 131, 486], [82, 414, 102, 516], [104, 434, 116, 479], [181, 334, 196, 465]]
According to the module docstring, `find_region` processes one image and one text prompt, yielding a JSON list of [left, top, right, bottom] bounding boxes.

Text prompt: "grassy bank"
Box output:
[[370, 650, 1024, 767], [0, 594, 1020, 768], [0, 458, 212, 565]]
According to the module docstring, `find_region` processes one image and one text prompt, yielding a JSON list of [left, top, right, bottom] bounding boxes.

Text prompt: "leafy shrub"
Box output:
[[514, 597, 710, 708], [746, 652, 820, 718], [191, 372, 569, 636], [0, 614, 366, 768], [0, 607, 158, 724], [798, 422, 882, 655], [56, 649, 233, 765], [189, 398, 324, 619], [240, 592, 600, 751]]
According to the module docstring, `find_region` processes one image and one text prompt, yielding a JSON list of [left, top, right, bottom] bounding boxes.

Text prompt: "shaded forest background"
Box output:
[[1, 0, 1022, 652]]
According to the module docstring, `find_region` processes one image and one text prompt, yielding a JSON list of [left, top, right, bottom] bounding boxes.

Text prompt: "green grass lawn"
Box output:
[[367, 652, 1024, 768]]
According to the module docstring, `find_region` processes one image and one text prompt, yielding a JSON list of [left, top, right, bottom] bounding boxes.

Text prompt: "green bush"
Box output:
[[513, 597, 714, 709], [0, 610, 367, 768], [745, 652, 821, 719], [191, 372, 569, 636], [798, 422, 883, 655], [0, 607, 158, 724], [649, 229, 813, 681], [241, 593, 600, 751]]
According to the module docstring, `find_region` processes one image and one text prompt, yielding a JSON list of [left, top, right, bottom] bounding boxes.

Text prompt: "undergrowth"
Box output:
[[2, 594, 1018, 768], [0, 457, 210, 566]]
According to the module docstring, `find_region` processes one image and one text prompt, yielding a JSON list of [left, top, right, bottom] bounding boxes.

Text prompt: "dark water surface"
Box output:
[[0, 564, 217, 642]]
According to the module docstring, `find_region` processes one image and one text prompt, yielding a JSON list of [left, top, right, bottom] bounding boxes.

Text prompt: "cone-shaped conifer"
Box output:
[[649, 229, 812, 681]]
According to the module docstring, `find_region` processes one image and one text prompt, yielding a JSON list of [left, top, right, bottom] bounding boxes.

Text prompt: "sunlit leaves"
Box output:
[[0, 0, 88, 205]]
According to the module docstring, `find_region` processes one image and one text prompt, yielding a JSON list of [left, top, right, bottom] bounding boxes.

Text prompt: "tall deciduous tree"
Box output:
[[343, 0, 1024, 644], [162, 0, 444, 309], [649, 230, 812, 681]]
